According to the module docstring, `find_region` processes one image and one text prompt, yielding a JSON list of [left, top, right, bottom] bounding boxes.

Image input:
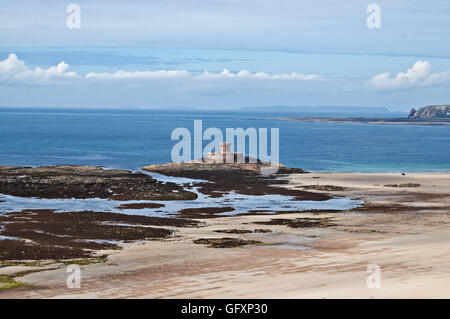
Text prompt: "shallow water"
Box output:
[[0, 235, 21, 241], [259, 233, 316, 251], [0, 172, 362, 217]]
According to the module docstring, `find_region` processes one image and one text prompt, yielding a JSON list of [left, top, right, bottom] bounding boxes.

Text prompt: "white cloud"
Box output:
[[85, 68, 322, 81], [370, 61, 450, 90], [0, 53, 324, 85], [0, 53, 27, 74], [199, 69, 323, 80], [0, 53, 77, 82], [0, 53, 323, 85], [85, 69, 190, 79]]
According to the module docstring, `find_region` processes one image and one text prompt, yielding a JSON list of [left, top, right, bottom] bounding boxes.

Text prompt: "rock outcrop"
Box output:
[[0, 165, 197, 200], [409, 105, 450, 119], [142, 162, 330, 201]]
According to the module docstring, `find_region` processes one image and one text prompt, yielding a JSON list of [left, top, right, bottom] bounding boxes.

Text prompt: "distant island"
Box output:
[[283, 105, 450, 125]]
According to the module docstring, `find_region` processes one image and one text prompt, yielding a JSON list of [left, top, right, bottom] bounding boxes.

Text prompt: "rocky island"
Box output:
[[143, 142, 329, 201], [143, 162, 330, 201]]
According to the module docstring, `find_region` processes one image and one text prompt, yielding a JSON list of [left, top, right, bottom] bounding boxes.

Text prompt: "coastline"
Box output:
[[281, 117, 450, 126], [1, 168, 449, 298]]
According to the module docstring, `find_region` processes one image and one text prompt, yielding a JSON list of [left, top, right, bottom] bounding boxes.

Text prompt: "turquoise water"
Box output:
[[0, 108, 449, 172]]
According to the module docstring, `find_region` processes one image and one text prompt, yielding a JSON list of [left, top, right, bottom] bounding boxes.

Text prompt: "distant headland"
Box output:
[[408, 105, 450, 119]]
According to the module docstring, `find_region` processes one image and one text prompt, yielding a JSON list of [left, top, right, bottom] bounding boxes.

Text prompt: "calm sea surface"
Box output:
[[0, 108, 449, 173]]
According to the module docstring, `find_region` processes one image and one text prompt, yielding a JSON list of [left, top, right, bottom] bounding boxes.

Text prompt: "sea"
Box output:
[[0, 107, 449, 173]]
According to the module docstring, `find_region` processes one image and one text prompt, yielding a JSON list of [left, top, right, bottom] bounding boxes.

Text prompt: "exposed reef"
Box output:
[[0, 209, 200, 261], [193, 237, 262, 248], [254, 217, 335, 228], [116, 203, 165, 210], [0, 165, 196, 200], [143, 162, 331, 201]]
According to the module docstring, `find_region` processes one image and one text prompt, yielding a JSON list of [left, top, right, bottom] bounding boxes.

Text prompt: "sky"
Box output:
[[0, 0, 450, 111]]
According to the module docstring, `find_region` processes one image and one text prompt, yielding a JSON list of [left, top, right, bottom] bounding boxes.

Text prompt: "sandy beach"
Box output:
[[0, 171, 449, 298]]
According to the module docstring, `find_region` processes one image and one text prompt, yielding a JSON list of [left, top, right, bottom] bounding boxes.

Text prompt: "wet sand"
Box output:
[[1, 172, 449, 298]]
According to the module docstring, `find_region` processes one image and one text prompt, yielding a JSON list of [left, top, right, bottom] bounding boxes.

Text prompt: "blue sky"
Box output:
[[1, 0, 450, 110]]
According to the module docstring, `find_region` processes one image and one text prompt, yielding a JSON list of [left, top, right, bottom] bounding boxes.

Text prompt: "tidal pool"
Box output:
[[0, 172, 362, 217]]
